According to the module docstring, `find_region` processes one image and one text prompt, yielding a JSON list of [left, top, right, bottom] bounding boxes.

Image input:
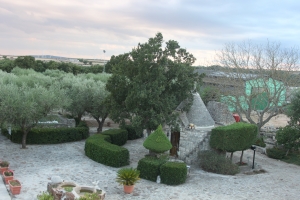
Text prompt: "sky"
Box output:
[[1, 0, 300, 66]]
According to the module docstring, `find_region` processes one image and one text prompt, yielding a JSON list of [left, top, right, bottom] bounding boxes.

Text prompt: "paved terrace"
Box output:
[[0, 128, 300, 200]]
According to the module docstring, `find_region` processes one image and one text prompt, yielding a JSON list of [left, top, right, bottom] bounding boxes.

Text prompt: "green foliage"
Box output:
[[255, 137, 267, 147], [120, 124, 143, 140], [286, 89, 300, 125], [102, 129, 128, 146], [276, 125, 300, 153], [0, 161, 9, 167], [78, 193, 101, 200], [160, 162, 187, 185], [198, 85, 221, 105], [116, 168, 140, 186], [1, 127, 89, 144], [266, 147, 286, 159], [106, 33, 200, 131], [137, 157, 167, 182], [210, 122, 257, 152], [14, 56, 36, 69], [84, 133, 129, 167], [198, 150, 240, 175], [37, 191, 54, 200], [0, 58, 15, 72], [143, 125, 172, 153]]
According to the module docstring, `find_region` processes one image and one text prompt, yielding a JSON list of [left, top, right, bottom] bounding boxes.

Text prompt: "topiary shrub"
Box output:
[[160, 162, 187, 185], [84, 133, 129, 167], [143, 125, 172, 155], [198, 150, 240, 175], [137, 157, 167, 182], [102, 128, 128, 146], [266, 147, 286, 159], [120, 125, 143, 140]]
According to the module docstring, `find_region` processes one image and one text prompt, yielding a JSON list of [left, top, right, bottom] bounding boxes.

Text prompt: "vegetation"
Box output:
[[0, 161, 9, 167], [37, 191, 54, 200], [266, 147, 286, 159], [276, 125, 300, 155], [137, 156, 167, 182], [199, 150, 240, 175], [217, 41, 300, 131], [143, 125, 172, 155], [79, 193, 101, 200], [116, 168, 140, 186], [120, 124, 143, 140], [286, 89, 300, 126], [160, 162, 187, 185], [106, 33, 201, 134]]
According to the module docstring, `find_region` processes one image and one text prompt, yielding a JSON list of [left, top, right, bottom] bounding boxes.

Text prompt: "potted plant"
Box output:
[[116, 167, 140, 194], [3, 170, 14, 184], [0, 161, 9, 173], [8, 179, 21, 195]]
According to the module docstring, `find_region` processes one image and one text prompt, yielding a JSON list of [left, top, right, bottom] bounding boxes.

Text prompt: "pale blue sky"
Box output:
[[1, 0, 299, 65]]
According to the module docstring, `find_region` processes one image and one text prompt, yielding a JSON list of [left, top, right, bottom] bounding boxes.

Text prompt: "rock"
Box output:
[[51, 176, 63, 184]]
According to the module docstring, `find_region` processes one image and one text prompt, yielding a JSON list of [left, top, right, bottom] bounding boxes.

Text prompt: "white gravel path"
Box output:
[[1, 128, 300, 200]]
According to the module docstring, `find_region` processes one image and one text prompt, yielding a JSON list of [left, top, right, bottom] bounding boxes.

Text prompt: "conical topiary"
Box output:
[[143, 125, 172, 153]]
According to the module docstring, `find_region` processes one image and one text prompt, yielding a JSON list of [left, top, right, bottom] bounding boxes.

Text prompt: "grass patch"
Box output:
[[280, 151, 300, 166]]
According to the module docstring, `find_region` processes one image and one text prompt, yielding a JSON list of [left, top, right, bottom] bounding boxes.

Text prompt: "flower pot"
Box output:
[[3, 170, 14, 184], [123, 185, 134, 194], [8, 180, 21, 195], [0, 166, 9, 174]]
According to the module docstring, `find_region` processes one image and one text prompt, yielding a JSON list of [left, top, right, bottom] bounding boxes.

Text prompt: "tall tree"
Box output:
[[216, 40, 300, 131], [106, 33, 199, 134], [14, 56, 36, 69], [286, 89, 300, 126]]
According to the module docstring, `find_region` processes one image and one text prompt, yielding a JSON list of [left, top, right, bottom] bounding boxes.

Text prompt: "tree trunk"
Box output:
[[230, 152, 233, 161], [21, 130, 28, 149], [240, 150, 244, 164], [94, 114, 108, 133]]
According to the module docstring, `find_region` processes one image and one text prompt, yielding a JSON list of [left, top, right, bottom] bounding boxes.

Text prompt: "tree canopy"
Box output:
[[106, 33, 200, 132]]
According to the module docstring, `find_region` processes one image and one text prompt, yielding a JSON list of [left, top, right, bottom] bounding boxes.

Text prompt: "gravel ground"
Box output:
[[1, 127, 300, 200]]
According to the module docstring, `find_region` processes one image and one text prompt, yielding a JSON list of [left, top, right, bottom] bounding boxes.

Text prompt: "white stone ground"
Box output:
[[1, 128, 300, 200]]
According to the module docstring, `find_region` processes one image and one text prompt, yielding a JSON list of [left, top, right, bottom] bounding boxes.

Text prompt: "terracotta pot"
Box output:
[[123, 185, 134, 194], [0, 166, 9, 174], [3, 170, 14, 184], [8, 180, 21, 195]]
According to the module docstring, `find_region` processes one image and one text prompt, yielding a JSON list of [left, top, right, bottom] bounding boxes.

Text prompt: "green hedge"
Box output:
[[84, 133, 129, 167], [102, 129, 128, 146], [120, 125, 143, 140], [160, 162, 187, 185], [266, 147, 286, 159], [137, 157, 167, 182], [1, 127, 89, 144], [210, 122, 257, 152]]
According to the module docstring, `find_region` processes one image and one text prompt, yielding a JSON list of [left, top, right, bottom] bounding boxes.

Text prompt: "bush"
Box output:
[[199, 150, 240, 175], [120, 125, 143, 140], [266, 147, 286, 159], [210, 122, 257, 152], [276, 125, 300, 154], [1, 127, 89, 144], [137, 157, 167, 182], [102, 129, 128, 146], [37, 191, 54, 200], [255, 137, 266, 147], [84, 133, 129, 167], [160, 162, 187, 185]]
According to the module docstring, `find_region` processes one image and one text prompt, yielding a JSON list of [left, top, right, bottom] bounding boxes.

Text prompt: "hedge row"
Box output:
[[84, 129, 129, 167], [137, 157, 187, 185], [210, 122, 257, 152], [1, 127, 89, 144], [102, 129, 128, 146], [120, 125, 143, 140]]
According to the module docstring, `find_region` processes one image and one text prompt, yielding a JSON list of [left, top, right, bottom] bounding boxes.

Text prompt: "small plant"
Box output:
[[9, 180, 21, 186], [79, 193, 101, 200], [116, 167, 140, 186], [199, 150, 240, 175], [64, 186, 73, 192], [37, 191, 54, 200], [0, 161, 9, 167], [4, 170, 13, 176]]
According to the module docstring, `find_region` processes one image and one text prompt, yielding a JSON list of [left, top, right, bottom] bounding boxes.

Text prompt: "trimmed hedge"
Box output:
[[210, 122, 257, 152], [160, 162, 187, 185], [1, 127, 89, 144], [266, 147, 286, 159], [102, 129, 128, 146], [143, 125, 172, 153], [84, 131, 129, 167], [120, 125, 143, 140], [137, 157, 167, 182]]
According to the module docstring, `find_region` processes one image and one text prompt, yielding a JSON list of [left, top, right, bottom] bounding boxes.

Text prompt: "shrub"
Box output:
[[143, 125, 172, 154], [102, 129, 128, 146], [160, 162, 187, 185], [199, 150, 240, 175], [266, 147, 286, 159], [84, 134, 129, 167], [255, 137, 266, 147], [120, 125, 143, 140], [37, 191, 54, 200], [1, 127, 89, 144], [79, 193, 101, 200], [210, 122, 257, 152], [137, 157, 167, 182], [276, 125, 300, 154]]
